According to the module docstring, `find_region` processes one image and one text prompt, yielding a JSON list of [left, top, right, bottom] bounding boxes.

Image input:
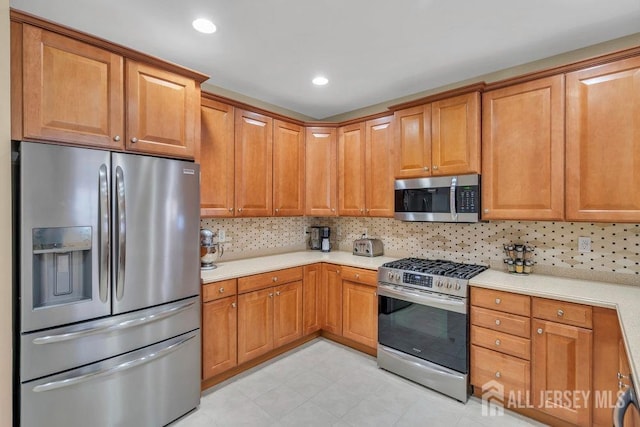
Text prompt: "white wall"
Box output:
[[0, 0, 12, 425]]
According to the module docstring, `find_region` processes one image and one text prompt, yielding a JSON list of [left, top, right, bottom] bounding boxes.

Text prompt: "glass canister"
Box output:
[[524, 260, 533, 274], [515, 259, 524, 274]]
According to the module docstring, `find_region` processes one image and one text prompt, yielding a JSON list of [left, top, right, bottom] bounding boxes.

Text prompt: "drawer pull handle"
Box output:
[[273, 277, 278, 282], [495, 298, 501, 305], [557, 309, 564, 317], [495, 339, 501, 346], [495, 319, 501, 326], [231, 302, 236, 308], [495, 371, 501, 379], [537, 328, 543, 334], [219, 287, 225, 293]]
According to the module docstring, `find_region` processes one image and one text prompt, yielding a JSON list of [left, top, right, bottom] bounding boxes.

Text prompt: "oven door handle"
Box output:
[[378, 284, 467, 314]]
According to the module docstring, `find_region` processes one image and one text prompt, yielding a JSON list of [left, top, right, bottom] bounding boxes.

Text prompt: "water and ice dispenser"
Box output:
[[31, 227, 93, 309]]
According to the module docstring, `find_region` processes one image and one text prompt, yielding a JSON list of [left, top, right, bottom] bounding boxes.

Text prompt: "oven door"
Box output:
[[378, 284, 468, 374]]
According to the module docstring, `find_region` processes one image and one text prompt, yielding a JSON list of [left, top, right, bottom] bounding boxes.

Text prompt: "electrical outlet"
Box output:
[[578, 236, 591, 253], [218, 229, 226, 242]]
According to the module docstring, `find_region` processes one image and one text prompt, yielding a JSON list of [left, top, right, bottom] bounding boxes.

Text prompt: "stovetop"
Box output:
[[377, 257, 488, 298], [381, 258, 488, 280]]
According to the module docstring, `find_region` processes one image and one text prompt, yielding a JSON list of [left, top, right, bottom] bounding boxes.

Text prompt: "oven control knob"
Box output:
[[394, 273, 401, 281], [455, 283, 461, 291], [387, 272, 393, 280], [446, 282, 452, 289], [436, 280, 443, 288]]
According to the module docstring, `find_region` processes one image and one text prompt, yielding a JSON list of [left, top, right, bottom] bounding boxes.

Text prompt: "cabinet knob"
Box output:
[[423, 166, 429, 171], [229, 207, 234, 212], [537, 328, 543, 334], [432, 165, 438, 170], [272, 277, 278, 282], [619, 381, 629, 390], [495, 371, 501, 379], [269, 293, 273, 298], [495, 339, 501, 346], [484, 209, 489, 213], [331, 208, 335, 212], [275, 208, 279, 213], [276, 291, 281, 296], [113, 135, 121, 142], [355, 274, 360, 279], [557, 309, 564, 317], [360, 208, 364, 213], [336, 270, 340, 274], [366, 209, 370, 213], [131, 137, 138, 143], [618, 372, 630, 380], [219, 287, 225, 293], [231, 302, 236, 308], [495, 319, 501, 326], [495, 298, 501, 305]]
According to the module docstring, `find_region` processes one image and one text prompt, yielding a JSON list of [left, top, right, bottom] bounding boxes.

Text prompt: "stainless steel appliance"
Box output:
[[309, 226, 322, 250], [353, 238, 384, 257], [614, 379, 640, 427], [394, 174, 481, 222], [377, 258, 487, 402], [200, 228, 223, 270], [13, 142, 201, 427]]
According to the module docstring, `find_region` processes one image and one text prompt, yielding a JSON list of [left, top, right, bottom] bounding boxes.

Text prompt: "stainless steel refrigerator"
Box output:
[[14, 141, 201, 426]]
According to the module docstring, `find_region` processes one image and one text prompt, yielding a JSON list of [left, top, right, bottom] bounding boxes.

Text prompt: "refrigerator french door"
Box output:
[[15, 141, 201, 426]]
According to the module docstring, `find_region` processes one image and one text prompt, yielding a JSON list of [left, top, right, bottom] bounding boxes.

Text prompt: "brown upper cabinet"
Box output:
[[234, 109, 273, 217], [566, 56, 640, 222], [338, 116, 395, 217], [305, 127, 338, 216], [15, 23, 201, 159], [199, 99, 235, 217], [482, 75, 565, 221], [394, 92, 480, 178], [273, 120, 305, 216]]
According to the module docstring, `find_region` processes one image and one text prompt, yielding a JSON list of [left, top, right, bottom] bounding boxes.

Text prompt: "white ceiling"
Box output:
[[10, 0, 640, 119]]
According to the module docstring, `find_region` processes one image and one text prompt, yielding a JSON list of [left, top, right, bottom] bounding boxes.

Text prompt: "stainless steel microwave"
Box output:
[[394, 174, 481, 222]]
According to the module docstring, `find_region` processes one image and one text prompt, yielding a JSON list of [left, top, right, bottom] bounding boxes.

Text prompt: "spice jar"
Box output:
[[507, 245, 515, 259], [524, 246, 535, 260], [515, 259, 524, 274], [524, 260, 533, 274], [515, 245, 524, 260], [506, 259, 515, 273]]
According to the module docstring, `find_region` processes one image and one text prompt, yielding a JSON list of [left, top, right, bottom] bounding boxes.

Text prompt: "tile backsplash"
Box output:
[[201, 216, 640, 286]]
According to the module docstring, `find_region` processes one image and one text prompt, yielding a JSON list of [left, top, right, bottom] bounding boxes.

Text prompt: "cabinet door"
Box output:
[[22, 24, 124, 149], [338, 123, 366, 216], [566, 57, 640, 222], [235, 109, 273, 217], [365, 116, 394, 217], [126, 60, 198, 159], [273, 120, 305, 216], [321, 264, 342, 335], [342, 281, 377, 349], [303, 264, 322, 335], [273, 281, 303, 348], [305, 127, 337, 216], [532, 319, 592, 426], [482, 76, 565, 220], [237, 288, 274, 364], [200, 99, 234, 217], [394, 105, 431, 178], [592, 307, 623, 427], [202, 296, 237, 379], [431, 92, 480, 176]]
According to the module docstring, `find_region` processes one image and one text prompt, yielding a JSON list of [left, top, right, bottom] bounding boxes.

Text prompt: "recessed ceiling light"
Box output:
[[312, 76, 329, 86], [192, 18, 217, 34]]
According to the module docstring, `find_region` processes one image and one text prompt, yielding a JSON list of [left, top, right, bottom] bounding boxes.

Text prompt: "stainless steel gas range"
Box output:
[[377, 258, 487, 402]]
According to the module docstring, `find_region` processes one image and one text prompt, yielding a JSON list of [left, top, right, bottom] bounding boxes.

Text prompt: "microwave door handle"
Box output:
[[450, 176, 458, 221], [115, 166, 126, 301], [98, 164, 109, 303]]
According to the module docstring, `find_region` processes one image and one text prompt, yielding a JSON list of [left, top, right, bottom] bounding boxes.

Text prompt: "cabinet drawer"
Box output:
[[471, 287, 530, 316], [340, 266, 377, 286], [202, 279, 237, 302], [471, 326, 531, 360], [471, 306, 530, 338], [238, 267, 303, 294], [532, 297, 593, 328], [471, 345, 530, 406]]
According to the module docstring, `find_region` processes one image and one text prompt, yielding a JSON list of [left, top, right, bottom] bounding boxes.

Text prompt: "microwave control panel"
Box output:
[[456, 186, 479, 213]]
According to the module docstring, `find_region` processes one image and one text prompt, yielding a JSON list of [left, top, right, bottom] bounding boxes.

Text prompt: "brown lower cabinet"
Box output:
[[202, 279, 238, 380], [302, 264, 322, 335], [341, 274, 378, 349], [321, 263, 343, 335]]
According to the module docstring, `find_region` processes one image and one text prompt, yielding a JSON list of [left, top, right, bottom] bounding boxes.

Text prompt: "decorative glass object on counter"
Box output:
[[503, 243, 535, 275]]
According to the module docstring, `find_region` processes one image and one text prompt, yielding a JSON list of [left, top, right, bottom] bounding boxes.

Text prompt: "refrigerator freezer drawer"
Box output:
[[21, 330, 201, 427], [21, 296, 199, 382]]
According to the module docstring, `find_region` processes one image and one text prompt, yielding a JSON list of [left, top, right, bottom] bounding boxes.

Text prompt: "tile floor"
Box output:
[[174, 338, 546, 427]]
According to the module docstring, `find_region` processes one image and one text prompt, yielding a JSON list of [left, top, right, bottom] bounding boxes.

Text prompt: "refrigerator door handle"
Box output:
[[32, 331, 197, 393], [32, 299, 196, 345], [115, 165, 126, 301], [98, 164, 110, 303]]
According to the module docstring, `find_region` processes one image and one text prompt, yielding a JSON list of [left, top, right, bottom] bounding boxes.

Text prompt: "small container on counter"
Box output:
[[506, 259, 515, 273], [515, 245, 525, 260], [515, 259, 524, 274], [507, 245, 515, 259], [524, 246, 535, 260], [524, 260, 533, 274]]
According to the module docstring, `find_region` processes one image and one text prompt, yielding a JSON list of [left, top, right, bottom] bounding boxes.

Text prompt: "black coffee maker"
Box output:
[[320, 226, 331, 252]]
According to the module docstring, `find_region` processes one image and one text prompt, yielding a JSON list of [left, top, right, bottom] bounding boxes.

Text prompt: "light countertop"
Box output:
[[200, 251, 640, 391], [470, 269, 640, 392]]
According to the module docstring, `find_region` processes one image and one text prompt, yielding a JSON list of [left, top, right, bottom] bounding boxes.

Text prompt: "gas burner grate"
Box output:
[[382, 258, 487, 279]]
